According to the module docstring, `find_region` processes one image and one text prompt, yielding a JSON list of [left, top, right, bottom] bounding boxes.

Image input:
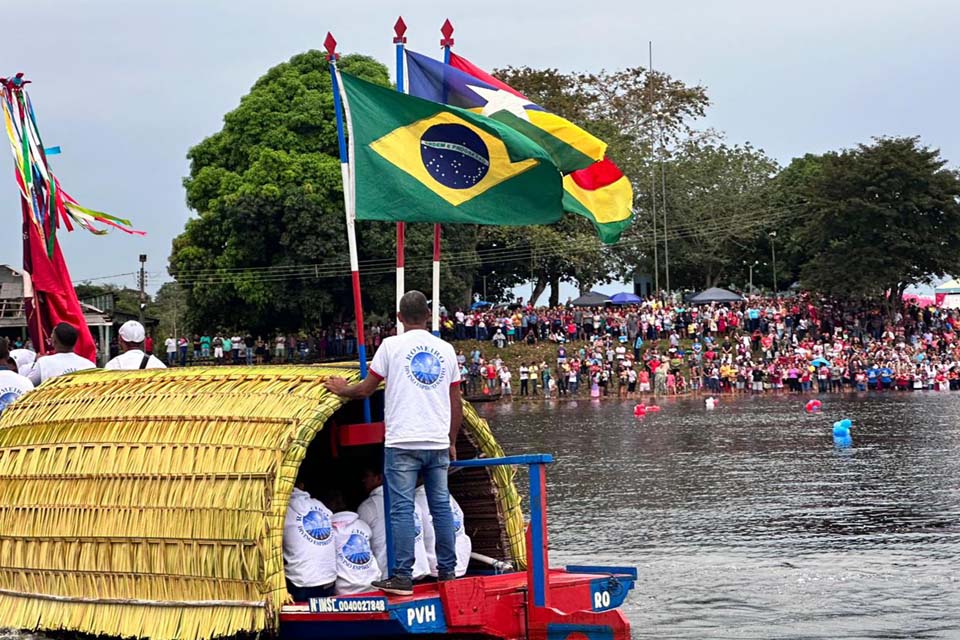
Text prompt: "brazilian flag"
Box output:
[[340, 73, 565, 225]]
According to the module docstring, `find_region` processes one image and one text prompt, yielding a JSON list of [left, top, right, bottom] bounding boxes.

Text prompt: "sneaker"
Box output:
[[437, 572, 456, 582], [372, 576, 413, 596]]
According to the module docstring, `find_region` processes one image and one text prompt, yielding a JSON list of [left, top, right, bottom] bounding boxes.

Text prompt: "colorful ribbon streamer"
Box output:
[[2, 73, 143, 256]]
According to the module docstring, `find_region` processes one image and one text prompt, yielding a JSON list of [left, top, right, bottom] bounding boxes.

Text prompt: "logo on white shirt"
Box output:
[[0, 390, 23, 413], [340, 533, 373, 568], [405, 347, 446, 388], [299, 510, 333, 544], [414, 510, 424, 540]]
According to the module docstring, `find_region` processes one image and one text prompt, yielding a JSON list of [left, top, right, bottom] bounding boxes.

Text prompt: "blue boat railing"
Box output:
[[451, 454, 554, 607]]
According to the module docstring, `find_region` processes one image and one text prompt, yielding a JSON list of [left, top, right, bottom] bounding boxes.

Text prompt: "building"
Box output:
[[0, 264, 113, 364]]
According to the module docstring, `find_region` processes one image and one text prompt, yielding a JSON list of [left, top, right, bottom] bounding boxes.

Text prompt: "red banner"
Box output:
[[21, 199, 96, 363]]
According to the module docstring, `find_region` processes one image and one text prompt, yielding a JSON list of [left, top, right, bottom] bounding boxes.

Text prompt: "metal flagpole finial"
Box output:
[[324, 32, 339, 61], [393, 16, 408, 43], [440, 18, 455, 48]]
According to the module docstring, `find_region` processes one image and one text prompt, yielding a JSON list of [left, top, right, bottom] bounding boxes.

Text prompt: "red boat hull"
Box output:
[[280, 567, 635, 639]]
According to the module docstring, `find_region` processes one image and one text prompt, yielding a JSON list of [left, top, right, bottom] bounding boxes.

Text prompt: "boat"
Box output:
[[0, 365, 636, 640]]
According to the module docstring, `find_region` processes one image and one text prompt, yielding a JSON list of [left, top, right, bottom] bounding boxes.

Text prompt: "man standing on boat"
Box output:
[[104, 321, 166, 370], [324, 290, 461, 596]]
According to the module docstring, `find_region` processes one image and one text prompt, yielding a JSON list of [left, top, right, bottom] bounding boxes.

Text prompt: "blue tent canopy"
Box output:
[[610, 292, 642, 304]]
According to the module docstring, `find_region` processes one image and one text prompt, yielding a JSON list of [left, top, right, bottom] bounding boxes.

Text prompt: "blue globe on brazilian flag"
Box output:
[[340, 73, 565, 226]]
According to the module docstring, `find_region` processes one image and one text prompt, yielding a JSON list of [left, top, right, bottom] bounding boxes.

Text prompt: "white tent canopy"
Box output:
[[936, 278, 960, 308], [935, 278, 960, 294]]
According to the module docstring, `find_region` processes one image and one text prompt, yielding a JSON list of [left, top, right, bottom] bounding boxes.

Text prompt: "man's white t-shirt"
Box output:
[[331, 511, 380, 595], [283, 487, 336, 588], [415, 485, 472, 577], [369, 329, 461, 449], [0, 370, 34, 416], [357, 485, 429, 580], [28, 352, 95, 386], [164, 338, 176, 354], [104, 350, 167, 370]]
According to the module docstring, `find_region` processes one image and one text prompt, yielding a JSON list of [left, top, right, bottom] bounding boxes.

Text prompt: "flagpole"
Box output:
[[325, 33, 371, 423], [393, 18, 407, 336], [432, 19, 456, 337]]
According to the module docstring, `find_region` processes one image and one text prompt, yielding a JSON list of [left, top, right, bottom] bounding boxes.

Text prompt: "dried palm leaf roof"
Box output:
[[0, 365, 525, 640]]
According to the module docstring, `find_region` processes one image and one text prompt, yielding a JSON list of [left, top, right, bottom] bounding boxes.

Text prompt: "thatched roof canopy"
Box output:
[[0, 365, 523, 640]]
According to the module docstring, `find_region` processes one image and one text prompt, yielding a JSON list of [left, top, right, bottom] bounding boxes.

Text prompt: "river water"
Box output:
[[477, 393, 960, 639]]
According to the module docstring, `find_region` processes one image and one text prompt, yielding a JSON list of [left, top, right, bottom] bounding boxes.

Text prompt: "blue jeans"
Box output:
[[384, 447, 456, 579], [245, 347, 253, 365]]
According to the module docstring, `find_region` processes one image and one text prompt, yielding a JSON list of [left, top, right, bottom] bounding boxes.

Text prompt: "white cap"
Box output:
[[119, 320, 146, 343]]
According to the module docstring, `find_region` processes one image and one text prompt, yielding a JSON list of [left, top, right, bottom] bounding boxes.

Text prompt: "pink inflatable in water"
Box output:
[[633, 404, 646, 417], [646, 405, 661, 412], [805, 399, 823, 413]]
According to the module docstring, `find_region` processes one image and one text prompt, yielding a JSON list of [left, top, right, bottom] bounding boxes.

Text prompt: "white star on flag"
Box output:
[[468, 84, 533, 121]]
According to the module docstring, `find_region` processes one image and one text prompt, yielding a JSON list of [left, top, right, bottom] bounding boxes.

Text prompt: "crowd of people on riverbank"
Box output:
[[6, 293, 960, 400], [451, 294, 960, 399]]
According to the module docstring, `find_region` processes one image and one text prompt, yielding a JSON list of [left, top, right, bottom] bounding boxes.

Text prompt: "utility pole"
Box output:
[[649, 41, 659, 297], [482, 275, 488, 301], [660, 123, 670, 298], [138, 254, 147, 323], [769, 232, 778, 296]]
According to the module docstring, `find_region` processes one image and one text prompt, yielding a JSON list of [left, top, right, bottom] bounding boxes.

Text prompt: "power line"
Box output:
[[74, 204, 804, 289], [159, 207, 799, 287]]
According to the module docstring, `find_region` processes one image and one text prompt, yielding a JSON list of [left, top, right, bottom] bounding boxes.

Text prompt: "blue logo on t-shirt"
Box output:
[[302, 510, 332, 543], [342, 532, 372, 566], [409, 351, 442, 386], [0, 391, 20, 414]]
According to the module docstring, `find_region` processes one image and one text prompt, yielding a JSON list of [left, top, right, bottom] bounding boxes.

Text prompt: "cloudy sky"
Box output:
[[1, 0, 957, 297]]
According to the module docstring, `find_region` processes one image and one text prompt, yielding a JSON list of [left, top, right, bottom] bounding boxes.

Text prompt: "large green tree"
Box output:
[[782, 137, 960, 309], [169, 50, 478, 332], [630, 139, 780, 290]]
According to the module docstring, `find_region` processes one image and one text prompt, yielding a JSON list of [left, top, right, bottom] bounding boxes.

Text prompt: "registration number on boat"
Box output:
[[308, 596, 388, 613]]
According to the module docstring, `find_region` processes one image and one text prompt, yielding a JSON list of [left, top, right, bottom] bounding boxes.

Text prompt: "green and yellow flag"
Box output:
[[340, 72, 565, 225]]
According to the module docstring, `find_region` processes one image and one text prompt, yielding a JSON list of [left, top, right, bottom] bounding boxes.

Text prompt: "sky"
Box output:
[[1, 0, 958, 301]]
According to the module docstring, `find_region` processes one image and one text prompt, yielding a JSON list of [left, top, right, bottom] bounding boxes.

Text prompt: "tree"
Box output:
[[634, 139, 779, 290], [783, 137, 960, 310], [151, 282, 188, 339], [169, 50, 479, 332]]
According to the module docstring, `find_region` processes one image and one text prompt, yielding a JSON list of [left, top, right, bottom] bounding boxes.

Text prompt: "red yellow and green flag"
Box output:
[[405, 49, 633, 243]]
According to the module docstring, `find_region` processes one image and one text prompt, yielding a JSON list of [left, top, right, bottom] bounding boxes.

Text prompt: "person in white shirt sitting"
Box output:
[[0, 338, 34, 416], [104, 321, 167, 370], [283, 474, 337, 601], [332, 510, 380, 595], [356, 467, 430, 583], [9, 348, 36, 381], [28, 323, 96, 386], [415, 484, 472, 577]]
